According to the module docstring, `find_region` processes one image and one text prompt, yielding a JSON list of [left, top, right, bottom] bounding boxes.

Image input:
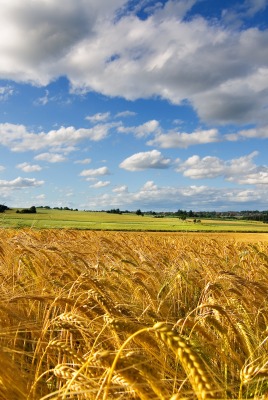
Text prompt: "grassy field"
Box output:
[[1, 208, 268, 232], [0, 228, 268, 399]]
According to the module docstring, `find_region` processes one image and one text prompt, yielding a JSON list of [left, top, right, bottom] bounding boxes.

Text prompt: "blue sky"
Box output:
[[1, 0, 268, 211]]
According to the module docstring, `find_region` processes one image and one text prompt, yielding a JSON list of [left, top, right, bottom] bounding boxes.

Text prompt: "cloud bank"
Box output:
[[0, 0, 268, 126]]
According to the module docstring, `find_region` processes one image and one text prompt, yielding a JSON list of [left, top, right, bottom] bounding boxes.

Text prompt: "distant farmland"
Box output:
[[1, 208, 268, 232]]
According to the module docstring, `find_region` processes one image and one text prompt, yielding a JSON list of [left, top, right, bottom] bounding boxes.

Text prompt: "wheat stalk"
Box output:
[[152, 322, 221, 399]]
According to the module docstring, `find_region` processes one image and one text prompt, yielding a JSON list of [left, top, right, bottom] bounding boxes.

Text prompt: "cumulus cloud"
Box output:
[[177, 155, 226, 179], [119, 149, 171, 171], [191, 69, 268, 125], [34, 153, 67, 163], [2, 1, 268, 125], [82, 181, 268, 211], [176, 151, 268, 184], [90, 180, 110, 188], [16, 162, 42, 172], [0, 123, 115, 153], [0, 0, 125, 84], [80, 166, 110, 177], [232, 169, 268, 185], [141, 180, 158, 191], [118, 120, 160, 138], [0, 177, 44, 189], [112, 185, 128, 193], [148, 128, 220, 148], [226, 125, 268, 141]]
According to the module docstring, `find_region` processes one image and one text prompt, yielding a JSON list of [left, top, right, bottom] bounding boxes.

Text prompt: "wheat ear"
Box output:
[[152, 322, 220, 400]]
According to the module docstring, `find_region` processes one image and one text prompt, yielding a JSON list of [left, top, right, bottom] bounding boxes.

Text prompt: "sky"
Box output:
[[1, 0, 268, 212]]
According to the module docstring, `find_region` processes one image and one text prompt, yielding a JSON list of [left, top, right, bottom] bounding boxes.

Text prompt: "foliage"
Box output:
[[106, 208, 122, 214], [136, 209, 144, 216], [0, 229, 267, 399], [0, 204, 9, 213], [16, 206, 37, 214]]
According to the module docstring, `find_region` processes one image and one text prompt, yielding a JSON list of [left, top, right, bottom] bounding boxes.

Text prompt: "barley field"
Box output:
[[0, 229, 267, 399]]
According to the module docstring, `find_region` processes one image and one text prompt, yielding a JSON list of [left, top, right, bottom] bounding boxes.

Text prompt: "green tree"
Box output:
[[136, 209, 144, 216]]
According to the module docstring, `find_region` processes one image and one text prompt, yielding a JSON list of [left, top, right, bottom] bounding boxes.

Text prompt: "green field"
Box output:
[[1, 208, 268, 232]]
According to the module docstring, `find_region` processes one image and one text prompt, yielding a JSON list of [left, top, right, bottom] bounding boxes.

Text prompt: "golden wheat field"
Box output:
[[0, 229, 268, 400]]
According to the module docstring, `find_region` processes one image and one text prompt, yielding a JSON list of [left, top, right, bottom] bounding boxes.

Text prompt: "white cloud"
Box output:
[[36, 194, 46, 200], [112, 185, 128, 193], [16, 162, 42, 172], [141, 180, 158, 191], [74, 158, 92, 164], [82, 181, 268, 211], [176, 155, 224, 179], [115, 110, 137, 118], [176, 151, 268, 184], [90, 180, 110, 188], [0, 165, 5, 172], [222, 0, 268, 27], [0, 1, 268, 125], [34, 153, 67, 163], [86, 112, 110, 123], [0, 123, 114, 153], [0, 177, 44, 189], [148, 128, 220, 148], [0, 85, 14, 101], [232, 169, 268, 185], [118, 120, 160, 138], [233, 125, 268, 140], [0, 0, 125, 84], [84, 177, 97, 182], [118, 121, 227, 149], [34, 89, 50, 105], [119, 149, 171, 171], [80, 166, 110, 177]]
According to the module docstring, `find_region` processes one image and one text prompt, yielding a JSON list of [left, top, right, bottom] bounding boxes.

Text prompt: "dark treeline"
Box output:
[[105, 208, 268, 223], [38, 206, 78, 211], [0, 204, 9, 213], [16, 206, 37, 214]]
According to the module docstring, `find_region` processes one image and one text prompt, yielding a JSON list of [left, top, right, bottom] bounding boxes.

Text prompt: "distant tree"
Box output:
[[17, 206, 37, 214], [106, 208, 122, 214], [136, 209, 144, 216], [0, 204, 9, 213]]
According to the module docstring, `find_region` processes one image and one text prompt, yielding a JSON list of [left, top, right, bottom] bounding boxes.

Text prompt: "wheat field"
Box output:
[[0, 228, 267, 399]]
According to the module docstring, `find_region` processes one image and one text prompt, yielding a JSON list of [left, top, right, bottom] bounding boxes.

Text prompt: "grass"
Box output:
[[0, 228, 267, 399], [1, 208, 268, 232]]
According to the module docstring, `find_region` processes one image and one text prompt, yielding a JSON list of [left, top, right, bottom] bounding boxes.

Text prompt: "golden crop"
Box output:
[[0, 229, 267, 399]]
